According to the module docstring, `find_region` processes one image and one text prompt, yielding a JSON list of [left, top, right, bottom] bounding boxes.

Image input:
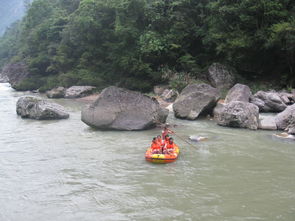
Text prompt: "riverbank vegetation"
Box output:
[[0, 0, 294, 92]]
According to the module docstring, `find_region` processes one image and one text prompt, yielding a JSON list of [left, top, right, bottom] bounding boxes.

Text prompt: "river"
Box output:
[[0, 83, 294, 221]]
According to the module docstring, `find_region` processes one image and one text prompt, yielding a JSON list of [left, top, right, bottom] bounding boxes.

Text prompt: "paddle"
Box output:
[[157, 122, 199, 149], [173, 132, 200, 149]]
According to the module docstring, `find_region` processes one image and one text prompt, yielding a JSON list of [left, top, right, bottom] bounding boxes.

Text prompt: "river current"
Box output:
[[0, 83, 295, 221]]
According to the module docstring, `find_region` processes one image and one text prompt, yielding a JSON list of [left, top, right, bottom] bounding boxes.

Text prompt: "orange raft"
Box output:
[[145, 145, 180, 164]]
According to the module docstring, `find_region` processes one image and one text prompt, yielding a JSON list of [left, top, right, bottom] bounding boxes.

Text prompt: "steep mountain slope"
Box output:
[[0, 0, 25, 35]]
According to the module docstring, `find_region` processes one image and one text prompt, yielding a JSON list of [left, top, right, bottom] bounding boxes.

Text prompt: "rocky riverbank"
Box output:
[[7, 62, 295, 137]]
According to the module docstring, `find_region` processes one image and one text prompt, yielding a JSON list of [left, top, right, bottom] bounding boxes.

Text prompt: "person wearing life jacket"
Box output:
[[151, 137, 161, 154], [164, 134, 170, 145], [161, 124, 174, 140], [163, 137, 175, 154], [156, 135, 164, 152], [156, 135, 164, 147]]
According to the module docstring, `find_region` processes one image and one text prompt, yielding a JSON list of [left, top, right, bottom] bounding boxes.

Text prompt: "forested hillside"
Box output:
[[0, 0, 27, 35], [0, 0, 294, 92]]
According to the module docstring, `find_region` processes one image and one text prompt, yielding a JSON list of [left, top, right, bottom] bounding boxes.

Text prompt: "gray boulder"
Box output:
[[258, 115, 277, 130], [214, 101, 259, 130], [225, 83, 252, 103], [65, 86, 96, 98], [46, 87, 66, 98], [250, 96, 265, 110], [160, 89, 179, 102], [275, 104, 295, 130], [173, 83, 220, 120], [279, 92, 295, 105], [1, 62, 29, 88], [81, 86, 168, 130], [16, 96, 69, 120], [251, 91, 287, 112], [207, 63, 236, 90]]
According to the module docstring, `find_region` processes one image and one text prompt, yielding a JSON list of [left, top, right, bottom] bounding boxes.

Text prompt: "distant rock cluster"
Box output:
[[46, 86, 96, 99]]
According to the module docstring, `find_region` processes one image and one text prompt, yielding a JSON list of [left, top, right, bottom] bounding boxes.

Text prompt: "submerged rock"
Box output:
[[81, 86, 168, 130], [225, 83, 252, 103], [65, 86, 96, 98], [173, 83, 220, 120], [272, 132, 295, 141], [46, 87, 66, 98], [207, 63, 236, 90], [214, 101, 259, 130], [189, 135, 208, 142], [16, 96, 69, 120]]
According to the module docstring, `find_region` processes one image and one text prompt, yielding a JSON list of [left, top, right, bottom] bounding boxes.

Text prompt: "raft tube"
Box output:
[[145, 145, 180, 164]]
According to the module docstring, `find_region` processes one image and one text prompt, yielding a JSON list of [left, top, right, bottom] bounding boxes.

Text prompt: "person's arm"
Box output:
[[168, 129, 174, 134]]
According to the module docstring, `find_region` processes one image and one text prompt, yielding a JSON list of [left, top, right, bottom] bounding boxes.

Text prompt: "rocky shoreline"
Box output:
[[3, 62, 294, 138]]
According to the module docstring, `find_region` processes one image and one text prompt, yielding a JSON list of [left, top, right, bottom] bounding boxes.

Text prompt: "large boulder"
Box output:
[[173, 83, 220, 120], [214, 101, 259, 130], [1, 62, 29, 88], [81, 86, 168, 130], [275, 104, 295, 130], [46, 87, 66, 98], [225, 83, 252, 103], [16, 96, 69, 120], [207, 63, 236, 90], [251, 91, 287, 112], [258, 115, 277, 130], [65, 86, 96, 98]]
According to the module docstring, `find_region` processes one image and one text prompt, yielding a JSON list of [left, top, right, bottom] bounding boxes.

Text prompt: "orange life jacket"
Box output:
[[151, 142, 161, 150], [157, 139, 164, 147], [166, 142, 175, 149]]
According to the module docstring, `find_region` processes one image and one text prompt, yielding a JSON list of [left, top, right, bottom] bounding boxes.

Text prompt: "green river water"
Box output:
[[0, 83, 294, 221]]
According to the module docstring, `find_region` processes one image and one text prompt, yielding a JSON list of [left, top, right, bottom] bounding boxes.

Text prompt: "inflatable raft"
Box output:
[[145, 145, 180, 164]]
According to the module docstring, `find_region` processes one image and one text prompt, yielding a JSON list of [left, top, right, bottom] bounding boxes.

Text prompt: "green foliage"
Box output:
[[0, 0, 294, 91], [13, 76, 44, 91]]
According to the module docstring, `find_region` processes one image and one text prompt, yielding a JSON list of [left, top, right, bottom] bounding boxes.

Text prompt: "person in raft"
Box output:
[[163, 137, 175, 154], [161, 124, 174, 140], [151, 137, 161, 154], [164, 134, 170, 145], [156, 135, 164, 147]]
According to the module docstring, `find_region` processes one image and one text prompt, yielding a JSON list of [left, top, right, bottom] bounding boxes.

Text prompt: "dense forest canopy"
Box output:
[[0, 0, 294, 92]]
